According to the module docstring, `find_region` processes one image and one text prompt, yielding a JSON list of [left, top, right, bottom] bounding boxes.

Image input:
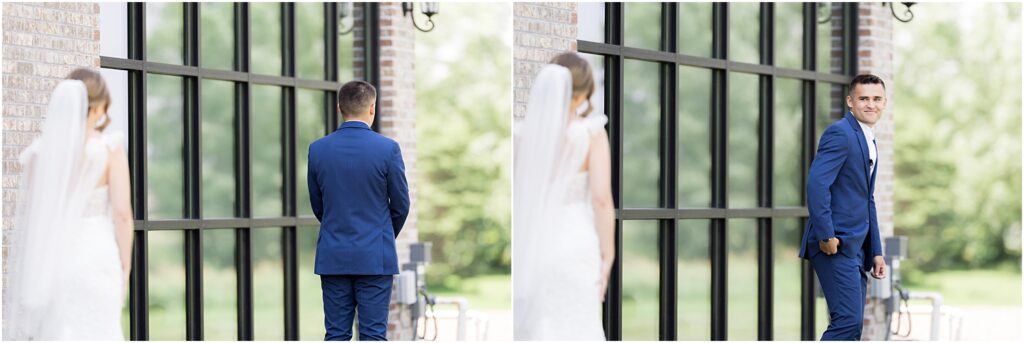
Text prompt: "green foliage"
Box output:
[[415, 3, 512, 286], [893, 3, 1022, 272]]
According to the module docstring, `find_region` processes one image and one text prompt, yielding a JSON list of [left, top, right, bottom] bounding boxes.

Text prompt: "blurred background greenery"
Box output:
[[414, 2, 512, 308], [893, 3, 1022, 279]]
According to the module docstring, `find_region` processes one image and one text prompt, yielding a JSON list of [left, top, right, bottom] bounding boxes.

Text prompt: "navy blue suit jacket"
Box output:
[[799, 112, 883, 271], [308, 121, 410, 275]]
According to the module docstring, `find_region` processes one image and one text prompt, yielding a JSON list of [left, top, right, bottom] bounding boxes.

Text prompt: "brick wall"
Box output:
[[1, 2, 101, 277], [376, 2, 418, 340], [855, 3, 896, 341], [512, 2, 576, 120]]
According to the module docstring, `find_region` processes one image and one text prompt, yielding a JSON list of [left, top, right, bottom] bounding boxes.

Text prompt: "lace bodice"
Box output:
[[19, 131, 125, 218], [560, 114, 607, 204]]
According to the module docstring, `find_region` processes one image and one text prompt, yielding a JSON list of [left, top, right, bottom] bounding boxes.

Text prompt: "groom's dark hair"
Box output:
[[848, 74, 885, 94], [337, 81, 377, 118]]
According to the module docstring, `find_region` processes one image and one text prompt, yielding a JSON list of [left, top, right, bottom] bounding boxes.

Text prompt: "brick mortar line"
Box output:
[[3, 3, 99, 16], [2, 59, 100, 71], [2, 41, 100, 56], [4, 14, 102, 31]]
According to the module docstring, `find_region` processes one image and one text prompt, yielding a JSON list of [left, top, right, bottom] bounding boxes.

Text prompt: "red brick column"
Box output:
[[512, 2, 577, 121], [376, 3, 419, 340], [2, 2, 100, 277], [856, 3, 896, 340]]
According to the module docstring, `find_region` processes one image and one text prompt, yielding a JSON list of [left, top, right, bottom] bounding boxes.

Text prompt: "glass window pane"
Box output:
[[624, 2, 661, 51], [818, 4, 841, 73], [727, 72, 758, 208], [252, 85, 284, 217], [622, 220, 658, 340], [296, 2, 326, 79], [203, 229, 237, 340], [299, 226, 325, 340], [253, 227, 285, 339], [727, 219, 757, 340], [581, 53, 606, 117], [678, 2, 712, 57], [776, 3, 803, 69], [149, 231, 186, 340], [729, 3, 760, 64], [817, 287, 829, 337], [816, 82, 846, 147], [578, 2, 605, 43], [146, 2, 184, 65], [678, 66, 712, 208], [774, 78, 803, 206], [677, 220, 711, 340], [201, 2, 234, 70], [147, 74, 184, 219], [252, 3, 282, 75], [297, 89, 327, 217], [202, 80, 236, 218], [773, 218, 802, 340], [100, 2, 127, 58], [337, 3, 361, 82], [622, 59, 661, 208]]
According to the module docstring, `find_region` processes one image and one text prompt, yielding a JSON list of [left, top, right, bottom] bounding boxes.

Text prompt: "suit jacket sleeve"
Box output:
[[867, 169, 883, 257], [806, 125, 849, 241], [307, 149, 324, 222], [387, 142, 411, 237]]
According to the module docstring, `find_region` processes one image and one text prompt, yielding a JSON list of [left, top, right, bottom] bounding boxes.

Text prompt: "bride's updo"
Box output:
[[66, 68, 112, 131], [549, 52, 595, 117]]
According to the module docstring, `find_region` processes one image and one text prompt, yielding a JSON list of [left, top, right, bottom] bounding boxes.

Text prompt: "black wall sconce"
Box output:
[[886, 2, 917, 23], [338, 2, 355, 35], [402, 2, 439, 33], [818, 2, 917, 24]]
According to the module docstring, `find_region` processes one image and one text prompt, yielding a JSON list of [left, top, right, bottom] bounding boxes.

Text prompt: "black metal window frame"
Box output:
[[578, 3, 858, 341], [100, 2, 380, 340]]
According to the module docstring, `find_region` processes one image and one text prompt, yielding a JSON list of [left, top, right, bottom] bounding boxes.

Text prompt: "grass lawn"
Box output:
[[427, 274, 512, 312], [901, 268, 1022, 307]]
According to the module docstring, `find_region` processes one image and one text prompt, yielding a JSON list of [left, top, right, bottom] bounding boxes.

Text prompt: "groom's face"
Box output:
[[846, 83, 886, 126]]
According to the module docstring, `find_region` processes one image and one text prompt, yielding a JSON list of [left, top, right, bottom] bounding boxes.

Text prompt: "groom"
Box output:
[[799, 74, 888, 340], [308, 80, 410, 341]]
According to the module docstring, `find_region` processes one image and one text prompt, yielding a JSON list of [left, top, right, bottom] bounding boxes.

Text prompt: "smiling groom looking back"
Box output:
[[799, 74, 888, 340]]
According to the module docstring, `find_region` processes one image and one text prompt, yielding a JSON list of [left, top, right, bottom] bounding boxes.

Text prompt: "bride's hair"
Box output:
[[66, 68, 112, 131], [549, 52, 595, 117]]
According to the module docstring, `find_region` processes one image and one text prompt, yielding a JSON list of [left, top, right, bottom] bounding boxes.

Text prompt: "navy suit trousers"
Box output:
[[321, 275, 394, 341], [811, 248, 868, 341]]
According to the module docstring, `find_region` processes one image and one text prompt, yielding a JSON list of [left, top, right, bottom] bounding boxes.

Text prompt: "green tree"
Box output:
[[893, 3, 1022, 272], [415, 3, 512, 286]]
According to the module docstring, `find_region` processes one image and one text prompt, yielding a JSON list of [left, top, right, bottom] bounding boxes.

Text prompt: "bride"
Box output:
[[3, 68, 134, 340], [513, 52, 616, 340]]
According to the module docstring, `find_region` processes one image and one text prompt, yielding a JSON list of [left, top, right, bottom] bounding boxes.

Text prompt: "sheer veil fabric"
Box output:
[[3, 80, 95, 339], [514, 64, 594, 339]]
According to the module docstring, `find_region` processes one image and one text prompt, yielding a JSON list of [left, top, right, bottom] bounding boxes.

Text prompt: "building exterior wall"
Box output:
[[856, 2, 896, 340], [512, 2, 577, 120], [2, 2, 101, 276], [376, 3, 419, 339]]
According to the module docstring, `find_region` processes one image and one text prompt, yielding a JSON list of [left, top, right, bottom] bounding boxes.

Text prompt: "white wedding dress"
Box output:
[[3, 80, 125, 340], [54, 133, 127, 340], [513, 64, 608, 340]]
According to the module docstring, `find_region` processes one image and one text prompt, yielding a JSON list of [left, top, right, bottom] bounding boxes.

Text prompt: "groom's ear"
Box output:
[[369, 101, 376, 116]]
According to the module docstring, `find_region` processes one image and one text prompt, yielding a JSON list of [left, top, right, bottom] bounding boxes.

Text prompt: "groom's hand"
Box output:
[[871, 255, 887, 279], [818, 237, 840, 255]]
